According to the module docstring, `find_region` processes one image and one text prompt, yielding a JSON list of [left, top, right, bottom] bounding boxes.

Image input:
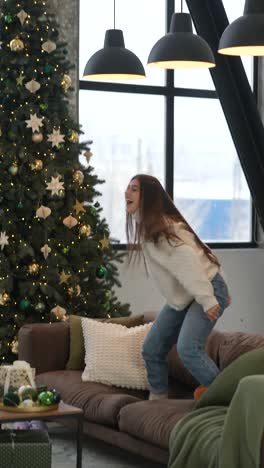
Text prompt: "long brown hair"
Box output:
[[126, 174, 220, 267]]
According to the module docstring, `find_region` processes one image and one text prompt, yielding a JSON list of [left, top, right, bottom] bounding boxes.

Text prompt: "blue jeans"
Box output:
[[142, 273, 229, 394]]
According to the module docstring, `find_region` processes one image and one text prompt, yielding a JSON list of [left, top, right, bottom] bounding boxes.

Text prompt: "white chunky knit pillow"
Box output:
[[81, 317, 152, 390]]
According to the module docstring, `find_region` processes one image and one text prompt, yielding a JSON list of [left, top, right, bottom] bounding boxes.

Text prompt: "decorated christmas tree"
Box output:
[[0, 0, 130, 363]]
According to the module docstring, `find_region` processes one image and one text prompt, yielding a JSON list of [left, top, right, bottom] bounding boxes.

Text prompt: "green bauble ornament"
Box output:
[[4, 14, 13, 24], [90, 206, 97, 216], [3, 392, 20, 407], [21, 387, 38, 402], [35, 302, 45, 312], [62, 246, 70, 254], [19, 299, 30, 311], [17, 201, 23, 209], [7, 130, 17, 141], [51, 389, 61, 404], [39, 103, 48, 112], [43, 64, 53, 75], [38, 15, 48, 23], [96, 266, 107, 279], [38, 390, 55, 406]]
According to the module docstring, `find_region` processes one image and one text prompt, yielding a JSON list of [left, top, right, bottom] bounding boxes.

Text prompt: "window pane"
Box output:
[[79, 0, 165, 86], [174, 97, 251, 242], [79, 91, 165, 243], [174, 0, 252, 89]]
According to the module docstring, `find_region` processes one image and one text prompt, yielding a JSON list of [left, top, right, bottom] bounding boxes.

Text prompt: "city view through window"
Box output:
[[79, 1, 252, 244]]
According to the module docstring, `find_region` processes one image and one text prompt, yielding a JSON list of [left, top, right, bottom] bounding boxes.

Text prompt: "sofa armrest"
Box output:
[[18, 322, 70, 375]]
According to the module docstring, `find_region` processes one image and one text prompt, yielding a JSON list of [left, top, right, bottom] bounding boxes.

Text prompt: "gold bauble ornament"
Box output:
[[61, 74, 72, 91], [68, 285, 81, 297], [0, 292, 10, 305], [8, 163, 18, 176], [11, 339, 18, 354], [32, 132, 43, 143], [68, 130, 79, 143], [28, 261, 40, 276], [30, 159, 43, 171], [73, 170, 84, 185], [10, 38, 24, 52], [58, 189, 65, 198], [79, 224, 92, 237]]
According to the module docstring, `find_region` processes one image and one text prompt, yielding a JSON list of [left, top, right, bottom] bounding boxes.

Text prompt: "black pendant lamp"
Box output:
[[83, 0, 145, 81], [147, 1, 215, 69], [218, 0, 264, 56]]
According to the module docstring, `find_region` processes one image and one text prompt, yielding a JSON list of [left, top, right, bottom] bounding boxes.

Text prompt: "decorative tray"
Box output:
[[0, 403, 59, 413]]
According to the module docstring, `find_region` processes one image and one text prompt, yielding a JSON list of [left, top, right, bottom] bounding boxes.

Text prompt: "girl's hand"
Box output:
[[206, 304, 221, 321]]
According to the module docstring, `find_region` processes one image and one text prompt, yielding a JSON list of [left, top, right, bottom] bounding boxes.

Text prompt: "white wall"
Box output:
[[114, 249, 264, 334]]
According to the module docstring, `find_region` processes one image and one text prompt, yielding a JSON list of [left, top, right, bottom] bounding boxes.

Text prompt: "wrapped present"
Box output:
[[0, 429, 51, 468], [0, 361, 36, 394]]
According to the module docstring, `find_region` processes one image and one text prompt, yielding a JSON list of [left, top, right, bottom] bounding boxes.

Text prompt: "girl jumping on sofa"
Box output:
[[125, 174, 230, 401]]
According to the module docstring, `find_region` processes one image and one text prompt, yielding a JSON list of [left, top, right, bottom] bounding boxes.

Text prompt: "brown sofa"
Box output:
[[18, 314, 264, 465]]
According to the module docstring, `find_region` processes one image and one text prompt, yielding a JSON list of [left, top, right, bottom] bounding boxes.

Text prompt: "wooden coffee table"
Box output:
[[0, 401, 84, 468]]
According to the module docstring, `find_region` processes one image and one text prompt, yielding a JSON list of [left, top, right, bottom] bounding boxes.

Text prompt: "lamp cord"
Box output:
[[181, 0, 183, 13], [114, 0, 115, 29]]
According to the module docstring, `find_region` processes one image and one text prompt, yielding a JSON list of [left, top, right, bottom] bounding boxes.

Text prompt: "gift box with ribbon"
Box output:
[[0, 429, 51, 468]]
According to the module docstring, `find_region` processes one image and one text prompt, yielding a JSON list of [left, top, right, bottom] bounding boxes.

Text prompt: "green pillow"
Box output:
[[196, 347, 264, 409], [66, 314, 145, 370]]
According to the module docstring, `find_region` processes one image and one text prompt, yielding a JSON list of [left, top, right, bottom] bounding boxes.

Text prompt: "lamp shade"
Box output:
[[83, 29, 146, 80], [147, 13, 215, 69], [218, 0, 264, 56]]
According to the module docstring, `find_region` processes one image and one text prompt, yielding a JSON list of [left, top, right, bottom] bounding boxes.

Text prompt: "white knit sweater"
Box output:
[[141, 222, 219, 312]]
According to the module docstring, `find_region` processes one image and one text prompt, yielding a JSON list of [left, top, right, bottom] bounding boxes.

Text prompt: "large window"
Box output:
[[79, 0, 253, 246]]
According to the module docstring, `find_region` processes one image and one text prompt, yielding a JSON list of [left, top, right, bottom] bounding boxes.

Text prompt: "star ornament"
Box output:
[[47, 128, 65, 148], [99, 236, 110, 250], [46, 176, 64, 196], [25, 113, 44, 133], [16, 73, 25, 86], [59, 270, 71, 285], [0, 231, 9, 250], [41, 244, 51, 259], [73, 199, 86, 215]]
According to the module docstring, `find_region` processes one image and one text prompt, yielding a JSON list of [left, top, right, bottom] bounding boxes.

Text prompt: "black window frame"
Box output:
[[79, 0, 257, 250]]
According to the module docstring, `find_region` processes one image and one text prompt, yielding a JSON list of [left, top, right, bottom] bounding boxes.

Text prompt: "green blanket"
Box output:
[[169, 375, 264, 468]]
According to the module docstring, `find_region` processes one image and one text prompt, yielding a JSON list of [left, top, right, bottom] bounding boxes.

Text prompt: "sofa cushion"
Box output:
[[18, 322, 69, 375], [118, 399, 195, 449], [196, 346, 264, 409], [36, 371, 146, 428], [218, 331, 264, 370], [82, 318, 152, 390], [66, 314, 145, 371]]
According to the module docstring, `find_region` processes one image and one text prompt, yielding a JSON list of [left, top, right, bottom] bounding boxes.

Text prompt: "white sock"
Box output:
[[149, 391, 168, 401]]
